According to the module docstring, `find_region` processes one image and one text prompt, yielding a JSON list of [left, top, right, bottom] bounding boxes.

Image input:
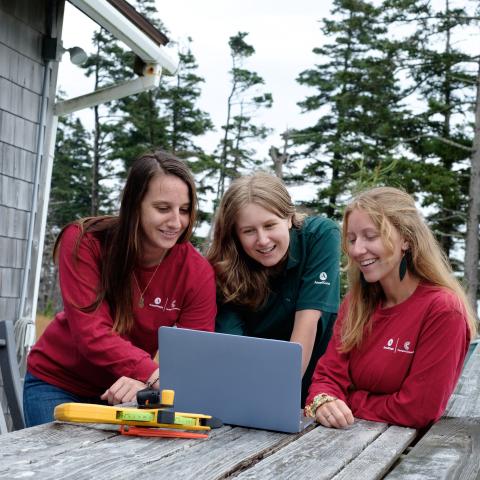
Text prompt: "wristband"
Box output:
[[305, 393, 337, 418]]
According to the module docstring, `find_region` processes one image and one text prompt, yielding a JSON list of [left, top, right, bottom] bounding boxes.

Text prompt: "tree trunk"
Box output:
[[269, 130, 290, 179], [464, 58, 480, 315]]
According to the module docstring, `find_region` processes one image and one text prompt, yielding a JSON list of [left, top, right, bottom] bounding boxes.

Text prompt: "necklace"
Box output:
[[133, 262, 162, 308]]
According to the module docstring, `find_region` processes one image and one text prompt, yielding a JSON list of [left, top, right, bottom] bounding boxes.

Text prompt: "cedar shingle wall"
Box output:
[[0, 0, 63, 432], [0, 0, 47, 323]]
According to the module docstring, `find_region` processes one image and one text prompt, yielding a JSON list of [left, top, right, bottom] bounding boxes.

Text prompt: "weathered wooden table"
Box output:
[[385, 342, 480, 479], [2, 344, 479, 480], [0, 417, 416, 479]]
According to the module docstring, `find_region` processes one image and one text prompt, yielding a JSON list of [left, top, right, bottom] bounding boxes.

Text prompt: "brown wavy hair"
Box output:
[[207, 172, 305, 310], [340, 186, 477, 352], [54, 150, 197, 335]]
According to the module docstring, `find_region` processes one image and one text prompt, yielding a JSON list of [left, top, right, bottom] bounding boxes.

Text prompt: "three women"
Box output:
[[26, 155, 476, 432]]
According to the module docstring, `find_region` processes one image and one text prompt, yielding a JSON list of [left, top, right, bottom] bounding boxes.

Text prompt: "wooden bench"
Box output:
[[385, 342, 480, 478]]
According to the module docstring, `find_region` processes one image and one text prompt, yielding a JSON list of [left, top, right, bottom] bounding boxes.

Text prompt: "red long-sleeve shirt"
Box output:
[[28, 224, 216, 397], [306, 283, 470, 428]]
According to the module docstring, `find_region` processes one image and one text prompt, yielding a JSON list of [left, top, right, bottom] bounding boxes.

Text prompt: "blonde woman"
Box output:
[[305, 186, 477, 429], [208, 173, 341, 404]]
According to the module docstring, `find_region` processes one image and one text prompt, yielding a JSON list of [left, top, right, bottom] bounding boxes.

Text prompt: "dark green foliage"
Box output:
[[294, 0, 411, 219], [49, 116, 93, 227], [214, 32, 273, 202], [394, 1, 476, 257]]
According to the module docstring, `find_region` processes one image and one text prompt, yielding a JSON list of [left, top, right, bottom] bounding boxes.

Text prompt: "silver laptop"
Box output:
[[158, 327, 314, 433]]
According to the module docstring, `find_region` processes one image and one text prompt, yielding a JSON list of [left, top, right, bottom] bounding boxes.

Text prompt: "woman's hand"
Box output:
[[315, 399, 354, 428], [100, 376, 147, 405]]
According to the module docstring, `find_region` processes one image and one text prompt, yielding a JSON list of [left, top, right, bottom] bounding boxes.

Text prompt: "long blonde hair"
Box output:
[[340, 186, 477, 352], [207, 172, 304, 310]]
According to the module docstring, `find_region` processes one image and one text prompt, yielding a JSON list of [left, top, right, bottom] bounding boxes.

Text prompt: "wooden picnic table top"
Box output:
[[2, 344, 479, 480], [0, 417, 416, 480], [384, 341, 480, 479]]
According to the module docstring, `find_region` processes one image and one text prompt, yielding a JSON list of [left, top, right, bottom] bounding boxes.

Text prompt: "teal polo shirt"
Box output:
[[216, 216, 341, 403]]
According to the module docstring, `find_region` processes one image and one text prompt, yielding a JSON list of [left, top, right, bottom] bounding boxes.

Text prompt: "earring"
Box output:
[[399, 253, 408, 281], [360, 272, 368, 288]]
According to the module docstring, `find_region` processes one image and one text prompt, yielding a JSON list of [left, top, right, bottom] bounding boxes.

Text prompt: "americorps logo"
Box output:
[[148, 297, 181, 311], [315, 272, 331, 286], [383, 337, 415, 354]]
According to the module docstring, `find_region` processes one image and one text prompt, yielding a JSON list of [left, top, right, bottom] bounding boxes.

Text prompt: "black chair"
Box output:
[[0, 320, 25, 432]]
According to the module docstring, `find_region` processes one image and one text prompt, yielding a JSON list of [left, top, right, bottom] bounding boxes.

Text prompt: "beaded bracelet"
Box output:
[[304, 393, 337, 418], [145, 376, 159, 388]]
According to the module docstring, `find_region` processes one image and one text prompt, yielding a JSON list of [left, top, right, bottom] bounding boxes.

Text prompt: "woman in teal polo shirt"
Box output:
[[207, 172, 340, 404]]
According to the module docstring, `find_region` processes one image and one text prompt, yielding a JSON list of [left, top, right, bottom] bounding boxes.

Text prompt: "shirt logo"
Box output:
[[383, 337, 415, 355], [148, 297, 181, 311], [315, 272, 331, 286]]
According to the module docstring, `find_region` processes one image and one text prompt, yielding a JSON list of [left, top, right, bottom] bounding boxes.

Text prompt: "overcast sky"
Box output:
[[60, 1, 332, 158], [58, 0, 477, 206]]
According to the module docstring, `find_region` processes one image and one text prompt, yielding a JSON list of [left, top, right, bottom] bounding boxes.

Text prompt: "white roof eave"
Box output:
[[68, 0, 177, 74]]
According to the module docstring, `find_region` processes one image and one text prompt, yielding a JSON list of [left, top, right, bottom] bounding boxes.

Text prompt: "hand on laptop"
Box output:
[[101, 376, 147, 405], [315, 399, 354, 429]]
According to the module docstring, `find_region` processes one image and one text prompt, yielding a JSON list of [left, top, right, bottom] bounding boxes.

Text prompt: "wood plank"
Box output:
[[0, 424, 295, 480], [0, 268, 22, 297], [446, 344, 480, 418], [0, 298, 16, 322], [0, 423, 229, 479], [0, 206, 29, 238], [385, 417, 480, 479], [0, 9, 44, 61], [233, 420, 388, 479], [0, 77, 40, 122], [128, 425, 297, 480], [0, 422, 119, 473], [0, 173, 33, 210], [331, 425, 416, 480], [0, 427, 298, 480], [0, 238, 27, 269], [0, 143, 37, 183], [0, 0, 46, 33], [0, 43, 44, 93]]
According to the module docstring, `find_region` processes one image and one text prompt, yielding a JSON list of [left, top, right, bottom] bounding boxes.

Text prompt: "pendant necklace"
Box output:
[[133, 261, 162, 308]]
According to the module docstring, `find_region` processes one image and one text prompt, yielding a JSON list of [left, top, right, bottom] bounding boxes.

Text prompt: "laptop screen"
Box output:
[[158, 327, 304, 433]]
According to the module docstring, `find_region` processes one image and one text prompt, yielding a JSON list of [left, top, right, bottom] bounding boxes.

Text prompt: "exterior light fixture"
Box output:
[[61, 46, 88, 66]]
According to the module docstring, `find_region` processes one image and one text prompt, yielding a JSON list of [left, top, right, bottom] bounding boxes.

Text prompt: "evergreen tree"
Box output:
[[165, 44, 214, 156], [49, 117, 93, 227], [38, 115, 93, 314], [215, 32, 273, 202], [81, 26, 126, 214], [293, 0, 411, 219], [110, 1, 213, 176], [387, 0, 476, 258]]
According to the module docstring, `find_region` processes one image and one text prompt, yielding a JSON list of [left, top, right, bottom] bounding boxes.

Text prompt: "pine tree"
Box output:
[[38, 115, 93, 314], [81, 27, 126, 214], [388, 0, 476, 259], [215, 32, 273, 202], [162, 41, 214, 156], [293, 0, 410, 219], [107, 1, 213, 175]]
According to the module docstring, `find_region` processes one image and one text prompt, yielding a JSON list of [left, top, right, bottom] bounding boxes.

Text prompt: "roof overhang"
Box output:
[[54, 0, 177, 116], [68, 0, 176, 73]]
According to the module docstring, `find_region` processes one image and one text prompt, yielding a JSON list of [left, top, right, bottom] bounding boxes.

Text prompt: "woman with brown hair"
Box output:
[[305, 186, 477, 429], [23, 150, 216, 426], [207, 172, 341, 404]]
